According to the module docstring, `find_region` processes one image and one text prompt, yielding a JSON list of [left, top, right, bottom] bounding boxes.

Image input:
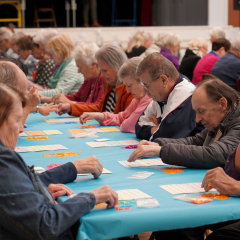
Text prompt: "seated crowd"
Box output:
[[1, 25, 240, 240]]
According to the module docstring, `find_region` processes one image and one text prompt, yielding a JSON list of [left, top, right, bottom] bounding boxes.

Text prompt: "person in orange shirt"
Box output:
[[56, 44, 134, 116]]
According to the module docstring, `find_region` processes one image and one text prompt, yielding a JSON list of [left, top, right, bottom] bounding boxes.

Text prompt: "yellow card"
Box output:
[[45, 119, 62, 123], [26, 131, 46, 136], [68, 129, 87, 134], [43, 130, 63, 135], [100, 127, 121, 132]]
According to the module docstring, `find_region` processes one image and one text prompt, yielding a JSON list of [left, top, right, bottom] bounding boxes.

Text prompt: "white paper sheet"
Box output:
[[84, 128, 105, 133], [102, 168, 112, 174], [116, 189, 152, 200], [43, 130, 63, 135], [85, 142, 109, 147], [19, 132, 28, 137], [160, 182, 217, 195], [118, 158, 166, 168]]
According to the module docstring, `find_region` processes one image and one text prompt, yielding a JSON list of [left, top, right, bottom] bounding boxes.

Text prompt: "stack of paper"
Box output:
[[85, 140, 139, 148], [118, 158, 167, 168]]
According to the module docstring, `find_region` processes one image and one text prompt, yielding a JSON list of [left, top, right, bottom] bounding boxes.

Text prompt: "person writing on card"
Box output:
[[80, 57, 152, 133], [0, 82, 118, 239], [128, 76, 240, 169]]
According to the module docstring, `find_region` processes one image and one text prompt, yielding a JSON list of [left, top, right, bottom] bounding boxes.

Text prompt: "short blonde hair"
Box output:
[[46, 34, 73, 61], [188, 37, 208, 49]]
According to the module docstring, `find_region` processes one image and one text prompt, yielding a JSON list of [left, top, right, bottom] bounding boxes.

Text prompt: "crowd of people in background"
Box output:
[[1, 25, 240, 239]]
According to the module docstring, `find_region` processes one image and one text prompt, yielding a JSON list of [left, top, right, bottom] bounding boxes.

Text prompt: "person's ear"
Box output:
[[161, 74, 168, 87], [219, 97, 228, 112]]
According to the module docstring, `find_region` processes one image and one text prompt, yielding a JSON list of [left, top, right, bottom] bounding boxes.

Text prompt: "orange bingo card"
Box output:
[[79, 125, 96, 128], [160, 167, 184, 174], [68, 129, 87, 134], [26, 131, 46, 136]]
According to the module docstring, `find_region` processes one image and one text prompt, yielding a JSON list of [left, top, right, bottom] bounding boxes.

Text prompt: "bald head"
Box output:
[[0, 61, 28, 93]]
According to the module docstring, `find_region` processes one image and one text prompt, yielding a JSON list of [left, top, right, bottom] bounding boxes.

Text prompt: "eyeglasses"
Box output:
[[141, 74, 168, 91]]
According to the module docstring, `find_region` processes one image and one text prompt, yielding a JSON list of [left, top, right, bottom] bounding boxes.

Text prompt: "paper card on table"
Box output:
[[14, 147, 32, 152], [84, 128, 105, 133], [137, 158, 167, 166], [19, 132, 28, 137], [53, 144, 68, 150], [102, 168, 112, 174], [77, 173, 90, 176], [27, 145, 51, 151], [127, 171, 155, 179], [105, 141, 125, 147], [85, 142, 108, 147], [45, 119, 62, 123], [116, 189, 152, 200], [94, 138, 110, 142], [118, 160, 145, 168], [160, 182, 217, 195], [68, 129, 87, 134], [26, 131, 45, 136], [100, 127, 120, 132], [43, 130, 63, 135], [119, 140, 139, 145], [60, 118, 79, 122]]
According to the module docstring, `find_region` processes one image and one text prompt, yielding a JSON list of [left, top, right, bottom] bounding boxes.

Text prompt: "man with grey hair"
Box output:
[[0, 27, 18, 58], [211, 37, 240, 91], [33, 28, 58, 52], [135, 53, 201, 141], [209, 27, 226, 43]]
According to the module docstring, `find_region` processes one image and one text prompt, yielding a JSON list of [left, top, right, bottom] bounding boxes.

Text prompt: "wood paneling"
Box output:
[[228, 0, 240, 27]]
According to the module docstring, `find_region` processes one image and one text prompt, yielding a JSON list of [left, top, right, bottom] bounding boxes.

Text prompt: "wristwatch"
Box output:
[[36, 105, 39, 113]]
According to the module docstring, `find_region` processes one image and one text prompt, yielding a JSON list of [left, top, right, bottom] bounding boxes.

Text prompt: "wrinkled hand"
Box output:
[[55, 103, 71, 115], [149, 114, 159, 126], [39, 103, 58, 116], [90, 185, 118, 208], [26, 87, 40, 109], [201, 167, 240, 196], [39, 94, 53, 103], [48, 183, 73, 199], [80, 112, 105, 124], [138, 140, 159, 147], [52, 93, 72, 104], [128, 145, 161, 162], [72, 155, 103, 178]]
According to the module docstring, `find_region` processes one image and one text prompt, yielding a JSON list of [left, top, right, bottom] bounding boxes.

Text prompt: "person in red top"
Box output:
[[56, 44, 134, 116], [192, 38, 231, 85], [40, 42, 104, 106]]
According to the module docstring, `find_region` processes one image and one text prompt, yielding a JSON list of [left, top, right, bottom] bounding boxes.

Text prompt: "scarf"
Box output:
[[48, 57, 73, 89]]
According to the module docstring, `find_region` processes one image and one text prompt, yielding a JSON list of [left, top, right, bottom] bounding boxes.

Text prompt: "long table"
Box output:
[[17, 112, 240, 240]]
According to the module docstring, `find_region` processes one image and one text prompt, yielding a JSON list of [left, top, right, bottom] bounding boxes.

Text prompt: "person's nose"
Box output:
[[19, 123, 24, 134], [195, 112, 203, 123]]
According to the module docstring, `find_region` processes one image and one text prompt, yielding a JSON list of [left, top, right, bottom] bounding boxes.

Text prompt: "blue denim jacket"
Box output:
[[0, 141, 95, 240]]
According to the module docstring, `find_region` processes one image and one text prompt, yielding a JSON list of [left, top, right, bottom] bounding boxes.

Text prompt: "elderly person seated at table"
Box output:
[[128, 77, 240, 169], [80, 57, 152, 133], [209, 26, 226, 43], [0, 83, 118, 240], [135, 53, 200, 141], [16, 35, 38, 81], [10, 31, 25, 56], [179, 37, 208, 81], [38, 34, 84, 97], [159, 32, 182, 70], [192, 38, 231, 85], [0, 27, 18, 58], [56, 44, 134, 116], [41, 42, 104, 105], [126, 31, 154, 58], [211, 37, 240, 91]]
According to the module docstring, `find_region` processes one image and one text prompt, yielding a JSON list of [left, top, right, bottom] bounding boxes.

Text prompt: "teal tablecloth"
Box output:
[[17, 113, 240, 240]]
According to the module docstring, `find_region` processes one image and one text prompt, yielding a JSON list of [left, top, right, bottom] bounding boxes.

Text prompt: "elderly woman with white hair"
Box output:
[[126, 31, 154, 58], [79, 57, 152, 133], [10, 31, 25, 55], [45, 42, 104, 105], [160, 33, 182, 70], [179, 37, 208, 81], [209, 27, 226, 43], [56, 43, 134, 116]]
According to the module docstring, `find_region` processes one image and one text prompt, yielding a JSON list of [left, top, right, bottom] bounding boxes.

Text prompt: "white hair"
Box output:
[[188, 37, 208, 49], [11, 32, 25, 41], [209, 27, 226, 39], [0, 27, 13, 40], [72, 42, 99, 66], [231, 37, 240, 51], [163, 33, 182, 48], [33, 28, 58, 45], [154, 32, 168, 47]]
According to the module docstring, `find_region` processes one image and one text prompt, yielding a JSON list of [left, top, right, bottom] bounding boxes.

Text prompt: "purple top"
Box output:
[[225, 149, 240, 180], [160, 47, 180, 70], [51, 64, 59, 75]]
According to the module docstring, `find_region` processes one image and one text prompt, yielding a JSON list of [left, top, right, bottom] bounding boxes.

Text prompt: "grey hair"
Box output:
[[11, 32, 25, 41], [118, 57, 143, 82], [72, 42, 99, 66], [0, 61, 17, 85], [154, 32, 168, 47], [209, 27, 226, 39], [136, 52, 179, 81], [33, 28, 58, 45], [163, 33, 182, 48], [95, 43, 128, 72], [0, 27, 13, 40], [231, 37, 240, 51]]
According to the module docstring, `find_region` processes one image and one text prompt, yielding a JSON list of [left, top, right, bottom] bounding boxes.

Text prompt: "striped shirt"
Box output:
[[39, 59, 84, 97], [105, 88, 116, 113]]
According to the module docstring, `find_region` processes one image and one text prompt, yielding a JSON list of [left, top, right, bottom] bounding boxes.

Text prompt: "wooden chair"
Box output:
[[34, 0, 57, 27], [0, 0, 22, 27]]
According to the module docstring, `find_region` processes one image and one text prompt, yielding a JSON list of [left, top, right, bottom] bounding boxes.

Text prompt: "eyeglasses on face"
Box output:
[[141, 74, 169, 90]]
